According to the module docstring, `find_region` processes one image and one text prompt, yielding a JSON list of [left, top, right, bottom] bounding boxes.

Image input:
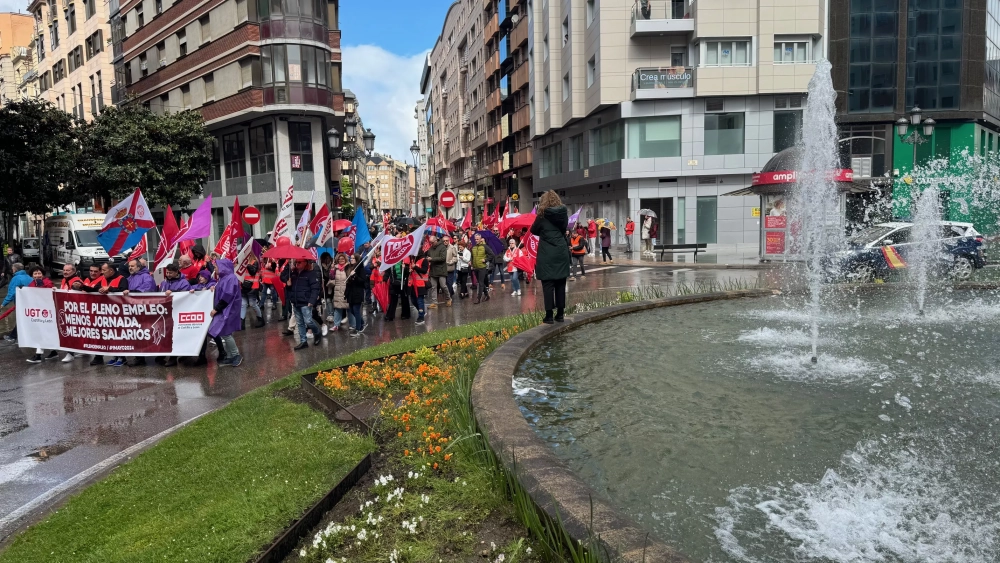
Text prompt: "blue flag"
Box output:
[[352, 208, 371, 252]]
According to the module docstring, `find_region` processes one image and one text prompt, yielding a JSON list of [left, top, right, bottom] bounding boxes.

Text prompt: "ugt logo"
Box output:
[[23, 308, 51, 318]]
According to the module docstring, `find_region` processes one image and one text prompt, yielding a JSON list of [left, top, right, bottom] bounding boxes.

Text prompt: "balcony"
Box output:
[[513, 104, 530, 132], [512, 63, 529, 91], [630, 0, 695, 38], [486, 89, 501, 112], [510, 16, 528, 47], [488, 159, 504, 176], [486, 50, 500, 75], [460, 55, 468, 74], [462, 111, 470, 128], [488, 124, 503, 146], [630, 67, 695, 100], [485, 13, 499, 40], [513, 146, 532, 168]]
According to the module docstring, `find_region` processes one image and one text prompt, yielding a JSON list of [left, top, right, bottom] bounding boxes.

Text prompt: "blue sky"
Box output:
[[0, 0, 451, 162]]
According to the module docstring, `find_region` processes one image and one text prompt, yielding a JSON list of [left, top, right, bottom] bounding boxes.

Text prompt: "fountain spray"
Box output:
[[793, 61, 843, 364], [910, 184, 942, 315]]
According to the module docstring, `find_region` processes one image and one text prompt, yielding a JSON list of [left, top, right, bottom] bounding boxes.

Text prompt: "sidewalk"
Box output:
[[597, 245, 780, 269]]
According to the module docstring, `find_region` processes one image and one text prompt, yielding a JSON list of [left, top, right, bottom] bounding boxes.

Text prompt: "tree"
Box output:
[[0, 99, 83, 241], [80, 103, 214, 210], [339, 176, 354, 217]]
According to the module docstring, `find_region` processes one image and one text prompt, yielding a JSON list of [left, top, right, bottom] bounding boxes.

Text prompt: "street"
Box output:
[[0, 262, 764, 541]]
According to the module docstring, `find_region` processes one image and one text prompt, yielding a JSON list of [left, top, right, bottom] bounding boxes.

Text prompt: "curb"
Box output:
[[471, 289, 775, 563]]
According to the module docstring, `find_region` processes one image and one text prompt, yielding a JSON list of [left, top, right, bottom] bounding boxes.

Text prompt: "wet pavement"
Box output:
[[0, 264, 765, 541]]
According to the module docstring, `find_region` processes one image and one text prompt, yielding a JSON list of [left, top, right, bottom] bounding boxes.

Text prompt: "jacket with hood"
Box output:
[[427, 241, 448, 277], [159, 275, 192, 292], [192, 269, 217, 291], [1, 269, 31, 308], [127, 267, 157, 293], [209, 259, 242, 338], [530, 205, 571, 281], [281, 264, 321, 306]]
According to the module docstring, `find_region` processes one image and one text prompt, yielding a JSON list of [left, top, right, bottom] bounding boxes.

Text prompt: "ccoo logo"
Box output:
[[179, 312, 205, 324]]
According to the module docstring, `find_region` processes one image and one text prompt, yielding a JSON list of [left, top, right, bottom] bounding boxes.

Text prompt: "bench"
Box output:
[[653, 243, 708, 262]]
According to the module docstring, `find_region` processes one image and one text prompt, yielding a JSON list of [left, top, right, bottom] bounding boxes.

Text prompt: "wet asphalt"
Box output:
[[0, 261, 765, 541]]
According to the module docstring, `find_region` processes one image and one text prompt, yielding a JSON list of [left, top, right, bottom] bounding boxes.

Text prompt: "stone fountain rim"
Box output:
[[470, 288, 777, 563]]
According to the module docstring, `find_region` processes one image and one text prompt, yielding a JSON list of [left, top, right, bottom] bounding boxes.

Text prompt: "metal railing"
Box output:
[[632, 0, 692, 21]]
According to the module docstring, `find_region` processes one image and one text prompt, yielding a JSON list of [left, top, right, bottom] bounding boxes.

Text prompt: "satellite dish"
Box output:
[[511, 14, 519, 23]]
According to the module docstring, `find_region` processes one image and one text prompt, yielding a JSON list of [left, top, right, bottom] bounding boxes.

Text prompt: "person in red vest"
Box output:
[[404, 251, 429, 325], [57, 264, 85, 363], [587, 219, 598, 259], [625, 217, 635, 254]]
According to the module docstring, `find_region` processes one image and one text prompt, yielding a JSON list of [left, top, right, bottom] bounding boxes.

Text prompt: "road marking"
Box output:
[[0, 411, 211, 537], [672, 268, 693, 274], [584, 266, 616, 273], [617, 268, 651, 274]]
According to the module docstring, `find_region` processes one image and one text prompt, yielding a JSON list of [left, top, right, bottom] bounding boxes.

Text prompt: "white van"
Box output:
[[21, 237, 40, 260], [43, 213, 109, 270]]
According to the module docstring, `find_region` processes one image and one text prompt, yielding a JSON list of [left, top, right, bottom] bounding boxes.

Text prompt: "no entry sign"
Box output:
[[243, 206, 261, 225], [439, 190, 456, 208]]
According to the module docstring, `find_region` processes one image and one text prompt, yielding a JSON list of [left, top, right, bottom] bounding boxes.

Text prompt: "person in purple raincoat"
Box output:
[[159, 263, 192, 293], [121, 259, 159, 366], [210, 259, 243, 367], [191, 269, 216, 290]]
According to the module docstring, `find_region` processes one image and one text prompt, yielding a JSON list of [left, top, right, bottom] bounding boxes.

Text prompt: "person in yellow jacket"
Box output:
[[470, 233, 495, 304]]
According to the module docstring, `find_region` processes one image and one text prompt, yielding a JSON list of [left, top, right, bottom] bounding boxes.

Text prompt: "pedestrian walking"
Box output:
[[569, 231, 588, 280], [404, 251, 430, 324], [470, 233, 494, 304], [641, 216, 653, 255], [282, 259, 322, 350], [426, 236, 451, 308], [587, 219, 598, 259], [345, 260, 369, 337], [455, 240, 471, 298], [209, 259, 244, 366], [530, 191, 570, 324], [625, 218, 635, 254], [504, 238, 522, 296], [600, 224, 613, 263], [240, 256, 265, 329], [327, 253, 352, 332], [383, 260, 411, 321], [445, 237, 458, 300]]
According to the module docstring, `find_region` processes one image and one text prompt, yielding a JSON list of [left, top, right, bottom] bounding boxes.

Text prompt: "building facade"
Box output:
[[26, 0, 114, 121], [528, 0, 822, 254], [831, 0, 1000, 231], [112, 0, 348, 244], [415, 97, 432, 214], [0, 13, 36, 105], [366, 155, 412, 214], [421, 0, 489, 222]]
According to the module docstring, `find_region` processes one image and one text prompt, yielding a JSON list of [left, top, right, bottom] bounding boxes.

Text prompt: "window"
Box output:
[[139, 53, 148, 77], [71, 85, 80, 118], [586, 56, 596, 87], [90, 75, 97, 115], [180, 84, 191, 108], [249, 124, 275, 175], [207, 139, 221, 181], [627, 116, 681, 158], [199, 14, 211, 44], [774, 40, 809, 63], [67, 4, 77, 35], [671, 46, 687, 66], [591, 122, 623, 165], [288, 122, 314, 171], [178, 30, 187, 57], [704, 112, 744, 155], [155, 0, 162, 15], [53, 59, 66, 82], [85, 30, 103, 59], [223, 131, 247, 178], [539, 142, 562, 178], [136, 4, 144, 27], [68, 46, 83, 72], [696, 196, 717, 244], [703, 40, 751, 66], [204, 72, 214, 100], [543, 86, 549, 110], [50, 23, 59, 49], [568, 134, 584, 171], [562, 17, 568, 46], [562, 73, 569, 100], [543, 34, 549, 61], [773, 110, 802, 153], [156, 41, 166, 67], [905, 0, 962, 110], [849, 0, 897, 113], [677, 197, 686, 243], [586, 0, 595, 26]]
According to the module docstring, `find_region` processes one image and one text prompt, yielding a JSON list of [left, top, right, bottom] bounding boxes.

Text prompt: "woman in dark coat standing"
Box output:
[[530, 190, 571, 324]]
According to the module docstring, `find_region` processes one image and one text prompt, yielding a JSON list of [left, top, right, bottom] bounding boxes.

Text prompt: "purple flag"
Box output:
[[568, 206, 583, 227], [174, 195, 213, 244]]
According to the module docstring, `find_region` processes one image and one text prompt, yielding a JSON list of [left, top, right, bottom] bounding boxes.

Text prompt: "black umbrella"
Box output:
[[395, 217, 419, 228]]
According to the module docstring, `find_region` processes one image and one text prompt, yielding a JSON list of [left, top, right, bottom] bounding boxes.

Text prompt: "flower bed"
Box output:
[[293, 327, 544, 563]]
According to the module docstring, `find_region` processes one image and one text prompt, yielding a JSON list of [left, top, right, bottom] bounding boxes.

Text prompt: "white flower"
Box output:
[[491, 541, 497, 552], [299, 548, 306, 557]]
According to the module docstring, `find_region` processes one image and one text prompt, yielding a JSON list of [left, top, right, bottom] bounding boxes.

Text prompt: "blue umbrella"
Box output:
[[476, 230, 505, 255]]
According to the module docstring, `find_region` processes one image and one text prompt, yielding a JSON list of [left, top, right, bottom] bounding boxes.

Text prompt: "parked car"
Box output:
[[829, 221, 986, 282]]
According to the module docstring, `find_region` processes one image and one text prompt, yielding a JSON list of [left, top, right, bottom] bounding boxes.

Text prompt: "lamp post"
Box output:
[[895, 106, 936, 174], [409, 140, 420, 217], [327, 126, 376, 218]]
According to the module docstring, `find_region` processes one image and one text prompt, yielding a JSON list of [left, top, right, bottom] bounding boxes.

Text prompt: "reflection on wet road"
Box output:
[[0, 265, 765, 540]]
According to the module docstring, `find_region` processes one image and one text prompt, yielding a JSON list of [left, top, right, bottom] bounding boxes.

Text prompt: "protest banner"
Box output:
[[16, 288, 213, 356]]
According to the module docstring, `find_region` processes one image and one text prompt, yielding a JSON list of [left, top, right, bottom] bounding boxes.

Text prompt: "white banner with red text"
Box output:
[[16, 288, 213, 356]]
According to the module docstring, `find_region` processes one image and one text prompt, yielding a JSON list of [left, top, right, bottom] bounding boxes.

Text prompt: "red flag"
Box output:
[[154, 206, 179, 266], [310, 203, 330, 236], [501, 199, 510, 222], [178, 216, 194, 258], [214, 197, 242, 260], [129, 233, 148, 258], [460, 206, 472, 230]]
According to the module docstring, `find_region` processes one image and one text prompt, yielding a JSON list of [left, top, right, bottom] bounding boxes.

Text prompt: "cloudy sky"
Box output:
[[0, 0, 453, 161]]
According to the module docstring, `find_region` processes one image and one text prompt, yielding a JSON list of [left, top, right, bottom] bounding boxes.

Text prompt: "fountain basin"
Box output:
[[512, 288, 1000, 563]]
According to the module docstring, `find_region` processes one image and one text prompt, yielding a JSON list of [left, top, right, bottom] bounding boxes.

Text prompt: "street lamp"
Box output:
[[410, 140, 420, 216], [896, 107, 936, 172], [327, 126, 375, 217]]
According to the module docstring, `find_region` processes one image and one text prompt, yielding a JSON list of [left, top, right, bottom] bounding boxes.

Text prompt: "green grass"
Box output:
[[0, 395, 375, 563]]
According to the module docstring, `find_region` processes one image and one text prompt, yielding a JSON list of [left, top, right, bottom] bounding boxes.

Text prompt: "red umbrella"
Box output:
[[427, 216, 459, 231], [501, 213, 535, 234], [332, 219, 353, 232], [262, 236, 316, 261], [371, 279, 389, 312]]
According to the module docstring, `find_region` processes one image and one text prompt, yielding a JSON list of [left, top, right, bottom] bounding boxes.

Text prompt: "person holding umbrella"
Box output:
[[281, 258, 323, 350], [600, 221, 614, 263], [530, 191, 570, 324]]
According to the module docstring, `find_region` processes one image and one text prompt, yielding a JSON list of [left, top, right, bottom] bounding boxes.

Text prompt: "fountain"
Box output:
[[510, 61, 1000, 562]]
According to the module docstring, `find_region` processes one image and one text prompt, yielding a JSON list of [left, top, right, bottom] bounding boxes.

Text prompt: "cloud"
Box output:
[[342, 44, 426, 166]]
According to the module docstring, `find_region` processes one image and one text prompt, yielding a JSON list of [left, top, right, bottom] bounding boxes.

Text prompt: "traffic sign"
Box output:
[[439, 190, 457, 208], [243, 206, 261, 225]]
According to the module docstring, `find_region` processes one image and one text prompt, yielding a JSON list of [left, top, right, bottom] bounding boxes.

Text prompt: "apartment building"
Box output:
[[112, 0, 348, 242], [415, 97, 432, 214], [421, 0, 489, 220], [0, 13, 36, 105], [24, 0, 113, 120], [831, 0, 1000, 232], [529, 0, 822, 253], [366, 155, 412, 214]]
